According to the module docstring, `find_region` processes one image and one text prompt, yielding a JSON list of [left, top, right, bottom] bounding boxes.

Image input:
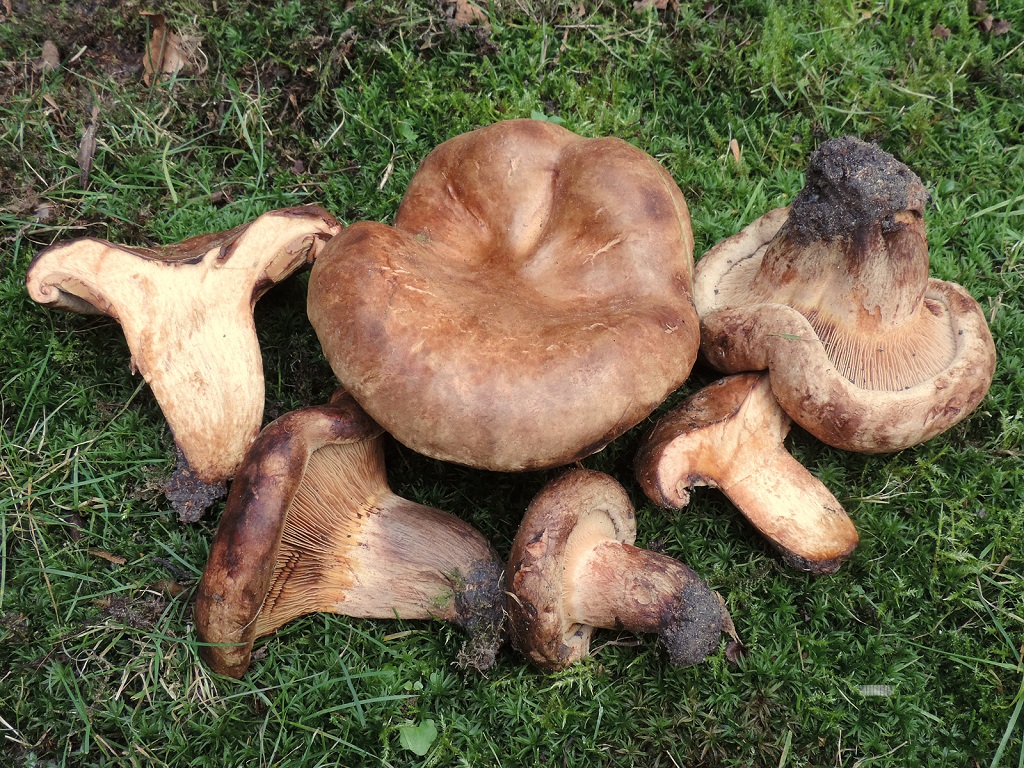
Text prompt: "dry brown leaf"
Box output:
[[977, 14, 994, 33], [729, 138, 741, 164], [725, 639, 748, 665], [142, 13, 193, 85], [634, 0, 677, 10], [991, 18, 1011, 36], [971, 0, 988, 15], [151, 578, 187, 598], [210, 188, 233, 207], [89, 549, 127, 566], [77, 105, 100, 188], [932, 24, 951, 40], [448, 0, 490, 28], [41, 40, 60, 72]]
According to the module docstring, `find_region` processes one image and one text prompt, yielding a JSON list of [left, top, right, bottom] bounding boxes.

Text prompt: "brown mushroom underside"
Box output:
[[693, 137, 996, 452], [308, 119, 699, 472], [195, 395, 506, 678]]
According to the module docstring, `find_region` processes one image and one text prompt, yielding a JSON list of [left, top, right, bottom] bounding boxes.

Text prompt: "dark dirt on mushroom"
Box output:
[[784, 136, 929, 244]]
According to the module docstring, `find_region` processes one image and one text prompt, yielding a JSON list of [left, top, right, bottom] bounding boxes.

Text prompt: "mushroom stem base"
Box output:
[[570, 540, 726, 666]]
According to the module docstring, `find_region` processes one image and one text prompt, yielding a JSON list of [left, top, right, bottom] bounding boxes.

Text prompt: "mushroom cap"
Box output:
[[507, 469, 637, 669], [195, 393, 506, 678], [26, 205, 342, 481], [693, 137, 996, 452], [308, 119, 699, 471]]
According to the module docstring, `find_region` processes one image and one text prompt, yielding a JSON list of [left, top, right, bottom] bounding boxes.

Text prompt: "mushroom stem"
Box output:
[[754, 136, 932, 334], [568, 539, 724, 666], [636, 374, 858, 574]]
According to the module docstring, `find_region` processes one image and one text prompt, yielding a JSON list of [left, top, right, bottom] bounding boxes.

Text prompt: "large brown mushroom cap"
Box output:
[[25, 206, 342, 481], [308, 119, 699, 471], [508, 469, 728, 671], [693, 137, 996, 452], [636, 373, 858, 574], [194, 393, 506, 678]]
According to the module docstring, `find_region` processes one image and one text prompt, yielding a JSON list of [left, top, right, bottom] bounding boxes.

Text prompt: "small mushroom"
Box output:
[[636, 373, 858, 574], [693, 136, 996, 452], [508, 469, 728, 671], [194, 392, 506, 678], [308, 118, 699, 472], [25, 206, 341, 482]]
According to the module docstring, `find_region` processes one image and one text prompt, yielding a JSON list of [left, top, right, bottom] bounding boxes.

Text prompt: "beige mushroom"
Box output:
[[693, 136, 996, 453], [308, 119, 699, 472], [636, 373, 858, 574], [25, 206, 341, 482], [194, 392, 506, 678], [507, 469, 728, 671]]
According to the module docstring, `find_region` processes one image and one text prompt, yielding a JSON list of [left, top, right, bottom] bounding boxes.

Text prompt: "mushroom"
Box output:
[[25, 206, 341, 482], [507, 469, 728, 671], [308, 118, 699, 472], [635, 373, 858, 574], [194, 392, 506, 678], [693, 136, 996, 453]]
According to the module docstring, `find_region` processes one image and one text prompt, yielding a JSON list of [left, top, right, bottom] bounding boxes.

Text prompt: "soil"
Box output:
[[785, 135, 930, 243]]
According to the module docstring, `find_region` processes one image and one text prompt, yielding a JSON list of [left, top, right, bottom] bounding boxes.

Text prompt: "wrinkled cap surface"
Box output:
[[308, 119, 699, 471]]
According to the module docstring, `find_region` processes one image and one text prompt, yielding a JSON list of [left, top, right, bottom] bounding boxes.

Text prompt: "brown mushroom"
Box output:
[[693, 136, 996, 453], [507, 469, 728, 671], [308, 119, 699, 472], [25, 206, 341, 482], [194, 392, 506, 678], [636, 373, 858, 574]]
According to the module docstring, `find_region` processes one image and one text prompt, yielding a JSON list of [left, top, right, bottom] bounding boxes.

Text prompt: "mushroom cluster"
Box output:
[[638, 136, 995, 572], [26, 123, 996, 677]]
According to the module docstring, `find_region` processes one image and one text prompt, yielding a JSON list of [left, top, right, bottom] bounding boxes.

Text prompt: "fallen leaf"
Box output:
[[89, 549, 127, 566], [729, 138, 741, 164], [151, 578, 186, 598], [142, 13, 198, 85], [447, 0, 489, 28], [977, 14, 994, 33], [991, 18, 1011, 35], [62, 512, 86, 541], [41, 40, 60, 72], [971, 0, 988, 15], [77, 105, 100, 188], [932, 24, 951, 40], [210, 188, 233, 206], [725, 639, 748, 665], [634, 0, 677, 10]]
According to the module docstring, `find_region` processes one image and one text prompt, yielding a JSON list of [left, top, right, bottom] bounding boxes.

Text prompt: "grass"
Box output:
[[1, 0, 1023, 765]]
